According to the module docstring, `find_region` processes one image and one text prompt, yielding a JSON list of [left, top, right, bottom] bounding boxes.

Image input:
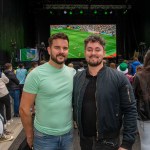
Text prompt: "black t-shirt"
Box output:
[[81, 73, 97, 137]]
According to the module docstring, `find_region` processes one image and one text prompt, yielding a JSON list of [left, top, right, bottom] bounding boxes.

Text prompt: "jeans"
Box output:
[[34, 128, 73, 150], [9, 89, 20, 115], [80, 136, 120, 150]]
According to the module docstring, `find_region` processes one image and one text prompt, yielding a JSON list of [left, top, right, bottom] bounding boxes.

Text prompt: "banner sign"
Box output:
[[20, 48, 39, 61]]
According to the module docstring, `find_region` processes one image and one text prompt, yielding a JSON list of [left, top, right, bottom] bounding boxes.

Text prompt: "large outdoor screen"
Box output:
[[50, 24, 116, 59]]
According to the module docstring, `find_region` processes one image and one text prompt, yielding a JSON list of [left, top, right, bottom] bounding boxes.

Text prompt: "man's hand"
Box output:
[[118, 147, 128, 150], [20, 92, 36, 149], [27, 136, 33, 149]]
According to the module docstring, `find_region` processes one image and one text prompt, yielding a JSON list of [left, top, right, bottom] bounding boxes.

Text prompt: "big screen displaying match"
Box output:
[[50, 24, 116, 59]]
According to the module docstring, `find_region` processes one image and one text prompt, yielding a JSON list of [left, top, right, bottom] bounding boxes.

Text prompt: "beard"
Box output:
[[51, 53, 67, 65], [86, 56, 103, 67]]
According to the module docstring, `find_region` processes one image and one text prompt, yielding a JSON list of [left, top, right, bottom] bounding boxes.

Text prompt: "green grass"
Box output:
[[51, 28, 116, 58]]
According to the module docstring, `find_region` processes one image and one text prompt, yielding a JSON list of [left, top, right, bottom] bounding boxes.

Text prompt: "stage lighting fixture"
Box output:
[[80, 10, 83, 14], [69, 11, 73, 15], [123, 9, 128, 14], [104, 11, 108, 15], [109, 10, 113, 14], [49, 11, 53, 14], [93, 10, 98, 15], [64, 10, 67, 14]]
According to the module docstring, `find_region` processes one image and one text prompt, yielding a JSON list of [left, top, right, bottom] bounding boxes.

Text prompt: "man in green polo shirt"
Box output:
[[19, 33, 75, 150]]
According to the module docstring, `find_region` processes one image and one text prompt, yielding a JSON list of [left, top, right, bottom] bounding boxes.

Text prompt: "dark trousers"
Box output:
[[80, 136, 120, 150], [0, 94, 11, 124]]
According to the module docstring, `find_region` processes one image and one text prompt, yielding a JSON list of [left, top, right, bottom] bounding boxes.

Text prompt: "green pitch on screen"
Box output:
[[51, 28, 116, 58]]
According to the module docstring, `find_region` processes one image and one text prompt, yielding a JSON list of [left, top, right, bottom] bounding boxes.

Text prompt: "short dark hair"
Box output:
[[48, 32, 69, 47], [31, 62, 38, 68], [18, 63, 24, 68], [4, 63, 12, 70], [84, 35, 105, 49]]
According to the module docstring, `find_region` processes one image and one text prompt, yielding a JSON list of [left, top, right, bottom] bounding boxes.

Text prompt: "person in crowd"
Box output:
[[73, 35, 137, 150], [103, 59, 108, 66], [39, 60, 46, 65], [4, 63, 20, 117], [109, 62, 116, 69], [19, 33, 75, 150], [28, 61, 38, 74], [133, 50, 150, 150], [123, 60, 132, 75], [68, 62, 74, 68], [0, 71, 12, 130], [117, 62, 134, 84], [68, 63, 76, 75], [77, 61, 85, 72], [131, 57, 142, 76], [16, 63, 27, 98], [132, 65, 143, 82], [136, 65, 143, 73]]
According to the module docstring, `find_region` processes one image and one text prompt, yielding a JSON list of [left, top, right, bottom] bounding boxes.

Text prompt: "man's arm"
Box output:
[[119, 76, 137, 150], [19, 91, 36, 148]]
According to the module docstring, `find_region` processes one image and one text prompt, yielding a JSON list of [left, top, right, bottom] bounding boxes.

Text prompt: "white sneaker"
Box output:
[[6, 122, 10, 126], [4, 124, 7, 129], [4, 129, 14, 135], [0, 135, 14, 142], [7, 119, 13, 126]]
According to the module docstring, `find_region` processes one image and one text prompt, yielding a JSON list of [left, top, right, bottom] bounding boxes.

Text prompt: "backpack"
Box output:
[[0, 114, 4, 137]]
